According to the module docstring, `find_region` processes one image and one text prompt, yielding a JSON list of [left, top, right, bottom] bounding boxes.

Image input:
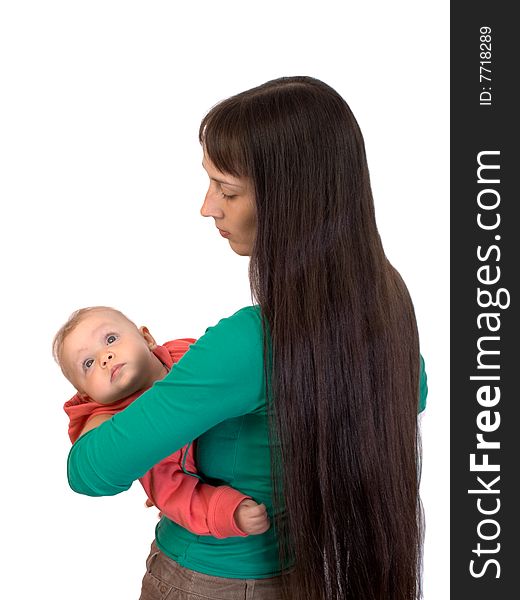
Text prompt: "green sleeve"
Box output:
[[418, 354, 428, 413], [67, 307, 265, 497]]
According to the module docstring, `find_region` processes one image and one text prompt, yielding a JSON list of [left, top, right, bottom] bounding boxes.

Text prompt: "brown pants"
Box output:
[[139, 542, 284, 600]]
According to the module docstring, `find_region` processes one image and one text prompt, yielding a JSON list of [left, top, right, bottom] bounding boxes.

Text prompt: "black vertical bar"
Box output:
[[451, 2, 518, 597]]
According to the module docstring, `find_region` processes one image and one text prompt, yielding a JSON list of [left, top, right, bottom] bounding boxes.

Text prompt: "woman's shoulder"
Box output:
[[204, 305, 263, 341], [177, 305, 264, 371], [174, 306, 266, 412], [226, 304, 262, 322]]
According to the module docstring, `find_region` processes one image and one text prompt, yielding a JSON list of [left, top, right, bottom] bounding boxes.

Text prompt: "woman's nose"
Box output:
[[200, 187, 224, 218], [100, 351, 115, 368]]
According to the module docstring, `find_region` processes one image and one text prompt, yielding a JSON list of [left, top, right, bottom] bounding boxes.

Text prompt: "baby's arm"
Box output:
[[141, 443, 270, 538]]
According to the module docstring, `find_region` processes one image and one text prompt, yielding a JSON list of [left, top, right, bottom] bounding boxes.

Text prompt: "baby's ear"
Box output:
[[139, 326, 157, 349]]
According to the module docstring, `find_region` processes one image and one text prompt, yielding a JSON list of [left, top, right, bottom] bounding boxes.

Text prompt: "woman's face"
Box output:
[[201, 155, 257, 257]]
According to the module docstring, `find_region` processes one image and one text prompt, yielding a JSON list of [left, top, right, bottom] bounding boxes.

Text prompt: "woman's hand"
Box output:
[[233, 499, 270, 535]]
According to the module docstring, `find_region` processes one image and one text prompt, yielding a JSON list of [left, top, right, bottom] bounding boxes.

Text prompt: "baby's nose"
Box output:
[[101, 352, 115, 367]]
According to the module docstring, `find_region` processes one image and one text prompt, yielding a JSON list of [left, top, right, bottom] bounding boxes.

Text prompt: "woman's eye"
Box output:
[[83, 359, 94, 370], [106, 334, 117, 344]]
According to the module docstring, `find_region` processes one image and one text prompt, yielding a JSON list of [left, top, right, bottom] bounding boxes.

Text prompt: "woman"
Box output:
[[68, 76, 427, 600]]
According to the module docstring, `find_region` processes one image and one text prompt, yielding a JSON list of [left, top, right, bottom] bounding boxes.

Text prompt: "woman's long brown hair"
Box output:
[[200, 76, 423, 600]]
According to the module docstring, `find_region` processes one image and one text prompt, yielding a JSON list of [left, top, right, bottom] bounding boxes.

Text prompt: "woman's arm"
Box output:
[[419, 354, 428, 413], [67, 307, 265, 497]]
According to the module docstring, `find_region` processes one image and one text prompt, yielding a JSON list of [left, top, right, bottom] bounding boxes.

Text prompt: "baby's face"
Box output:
[[62, 310, 162, 404]]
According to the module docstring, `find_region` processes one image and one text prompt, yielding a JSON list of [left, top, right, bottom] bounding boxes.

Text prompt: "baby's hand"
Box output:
[[145, 498, 162, 518], [234, 499, 270, 535]]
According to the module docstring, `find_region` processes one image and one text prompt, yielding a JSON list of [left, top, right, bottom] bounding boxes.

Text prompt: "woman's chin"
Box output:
[[228, 240, 252, 257]]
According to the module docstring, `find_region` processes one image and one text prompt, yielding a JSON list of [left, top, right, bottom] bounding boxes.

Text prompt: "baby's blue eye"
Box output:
[[83, 358, 94, 370], [107, 334, 117, 344]]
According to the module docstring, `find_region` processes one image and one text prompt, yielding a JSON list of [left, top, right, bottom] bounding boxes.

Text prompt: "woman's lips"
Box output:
[[110, 364, 125, 382], [218, 228, 231, 238]]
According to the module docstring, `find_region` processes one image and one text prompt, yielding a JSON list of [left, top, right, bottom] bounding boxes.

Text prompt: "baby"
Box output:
[[54, 306, 269, 538]]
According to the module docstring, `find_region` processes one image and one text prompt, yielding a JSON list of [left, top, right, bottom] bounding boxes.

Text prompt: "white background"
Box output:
[[0, 1, 449, 597]]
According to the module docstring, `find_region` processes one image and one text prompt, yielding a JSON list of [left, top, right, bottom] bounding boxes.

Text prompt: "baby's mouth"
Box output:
[[110, 363, 125, 382]]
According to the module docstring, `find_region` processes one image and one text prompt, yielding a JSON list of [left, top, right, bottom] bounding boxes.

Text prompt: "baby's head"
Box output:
[[53, 306, 163, 404]]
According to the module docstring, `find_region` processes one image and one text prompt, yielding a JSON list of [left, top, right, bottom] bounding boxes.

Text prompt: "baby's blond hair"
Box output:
[[52, 306, 135, 379]]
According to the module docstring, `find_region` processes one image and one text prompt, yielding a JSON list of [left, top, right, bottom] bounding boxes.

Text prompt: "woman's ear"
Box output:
[[139, 326, 157, 349]]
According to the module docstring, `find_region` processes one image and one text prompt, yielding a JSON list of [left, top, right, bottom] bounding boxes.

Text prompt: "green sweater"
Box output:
[[67, 305, 428, 578]]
